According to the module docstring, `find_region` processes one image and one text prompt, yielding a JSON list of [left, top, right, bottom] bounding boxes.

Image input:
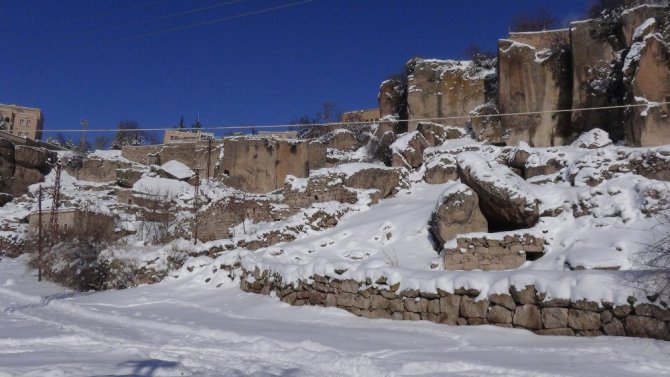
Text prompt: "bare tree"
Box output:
[[511, 7, 557, 32]]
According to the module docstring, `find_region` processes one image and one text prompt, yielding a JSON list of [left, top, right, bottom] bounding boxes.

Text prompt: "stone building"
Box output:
[[256, 130, 299, 139], [0, 104, 44, 140], [163, 129, 214, 144]]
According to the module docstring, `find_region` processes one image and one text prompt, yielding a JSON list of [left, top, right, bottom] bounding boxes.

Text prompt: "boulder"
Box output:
[[390, 131, 429, 169], [470, 103, 504, 144], [416, 122, 450, 147], [423, 155, 458, 184], [430, 184, 488, 247], [116, 168, 144, 189], [487, 305, 513, 324], [155, 160, 194, 181], [460, 296, 488, 318], [571, 129, 613, 149], [344, 167, 403, 198], [14, 145, 55, 173], [456, 152, 540, 229]]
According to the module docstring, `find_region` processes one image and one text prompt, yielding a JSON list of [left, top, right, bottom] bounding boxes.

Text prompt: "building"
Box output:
[[163, 129, 215, 144], [257, 130, 298, 139], [341, 108, 380, 123], [0, 104, 44, 140]]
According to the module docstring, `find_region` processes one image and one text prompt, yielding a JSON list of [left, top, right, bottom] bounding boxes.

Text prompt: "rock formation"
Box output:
[[430, 184, 488, 248], [406, 58, 494, 132]]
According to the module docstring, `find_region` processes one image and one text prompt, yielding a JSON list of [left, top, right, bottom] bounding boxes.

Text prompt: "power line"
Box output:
[[56, 0, 249, 44], [40, 100, 670, 134]]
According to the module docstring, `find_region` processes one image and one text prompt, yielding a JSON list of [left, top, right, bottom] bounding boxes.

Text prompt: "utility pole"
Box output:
[[80, 119, 89, 154], [192, 167, 202, 245], [206, 137, 212, 180], [49, 162, 62, 237], [37, 185, 43, 282]]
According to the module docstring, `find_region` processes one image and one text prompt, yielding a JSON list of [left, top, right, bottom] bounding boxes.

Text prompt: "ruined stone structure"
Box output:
[[443, 234, 544, 270], [341, 108, 380, 123], [406, 58, 495, 132], [241, 269, 670, 340], [220, 137, 326, 193], [121, 139, 223, 178], [163, 129, 214, 144], [0, 138, 56, 201], [0, 104, 44, 140]]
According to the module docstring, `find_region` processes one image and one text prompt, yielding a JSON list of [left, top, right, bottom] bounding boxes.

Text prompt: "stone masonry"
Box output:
[[240, 268, 670, 341]]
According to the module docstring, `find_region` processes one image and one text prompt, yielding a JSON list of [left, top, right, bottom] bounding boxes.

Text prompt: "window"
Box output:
[[19, 119, 24, 126], [26, 120, 31, 128]]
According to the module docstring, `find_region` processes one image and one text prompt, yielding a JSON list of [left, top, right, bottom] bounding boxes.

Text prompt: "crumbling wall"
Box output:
[[443, 234, 544, 271], [121, 140, 223, 178]]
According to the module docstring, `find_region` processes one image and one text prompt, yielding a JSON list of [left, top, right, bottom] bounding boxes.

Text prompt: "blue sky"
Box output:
[[2, 0, 589, 140]]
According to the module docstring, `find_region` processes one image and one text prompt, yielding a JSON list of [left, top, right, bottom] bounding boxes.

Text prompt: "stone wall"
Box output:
[[121, 140, 223, 178], [443, 234, 544, 271], [0, 138, 56, 201], [240, 268, 670, 340], [220, 137, 327, 193]]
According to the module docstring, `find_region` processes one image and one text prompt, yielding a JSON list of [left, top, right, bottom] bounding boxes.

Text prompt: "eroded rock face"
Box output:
[[498, 30, 572, 147], [14, 145, 55, 173], [12, 165, 44, 196], [570, 19, 624, 138], [456, 152, 540, 229], [626, 34, 670, 147], [221, 137, 327, 193], [378, 79, 406, 119], [470, 103, 504, 144], [406, 58, 493, 132], [390, 131, 429, 169], [75, 157, 131, 183], [322, 129, 359, 151], [430, 184, 488, 248]]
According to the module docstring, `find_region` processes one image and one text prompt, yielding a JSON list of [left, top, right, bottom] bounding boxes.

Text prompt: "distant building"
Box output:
[[341, 108, 380, 123], [163, 129, 214, 144], [257, 130, 298, 140], [0, 104, 44, 140]]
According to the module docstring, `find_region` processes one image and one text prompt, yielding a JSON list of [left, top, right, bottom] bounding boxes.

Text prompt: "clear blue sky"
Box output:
[[2, 0, 589, 140]]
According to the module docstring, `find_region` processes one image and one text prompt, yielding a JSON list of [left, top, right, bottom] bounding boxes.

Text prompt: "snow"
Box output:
[[132, 176, 193, 200], [2, 255, 670, 377], [159, 160, 194, 180], [633, 17, 656, 40]]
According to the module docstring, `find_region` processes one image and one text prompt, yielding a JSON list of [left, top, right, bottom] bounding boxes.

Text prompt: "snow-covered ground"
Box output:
[[2, 256, 670, 377]]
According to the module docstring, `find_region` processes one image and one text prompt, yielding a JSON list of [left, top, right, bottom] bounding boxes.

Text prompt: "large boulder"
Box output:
[[430, 184, 488, 248], [416, 122, 464, 147], [456, 152, 540, 229], [390, 131, 429, 169], [344, 166, 403, 198], [497, 30, 572, 147], [116, 168, 144, 189], [406, 58, 493, 132], [14, 145, 55, 173], [423, 155, 458, 184], [570, 129, 612, 149]]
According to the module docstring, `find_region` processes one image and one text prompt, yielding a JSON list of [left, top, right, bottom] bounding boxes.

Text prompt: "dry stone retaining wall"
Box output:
[[443, 234, 544, 271], [240, 268, 670, 341]]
